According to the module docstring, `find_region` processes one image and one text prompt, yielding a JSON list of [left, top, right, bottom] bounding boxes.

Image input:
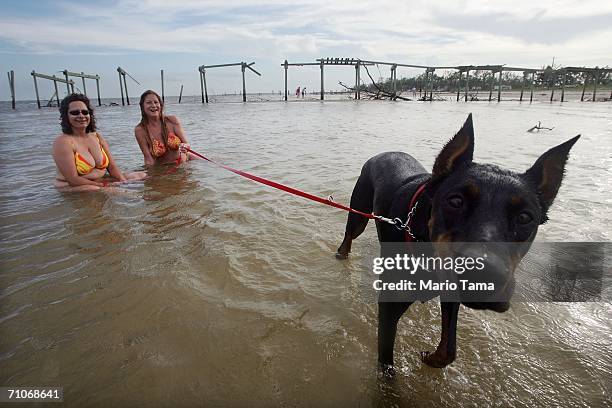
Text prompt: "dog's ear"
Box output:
[[432, 113, 475, 180], [524, 135, 580, 223]]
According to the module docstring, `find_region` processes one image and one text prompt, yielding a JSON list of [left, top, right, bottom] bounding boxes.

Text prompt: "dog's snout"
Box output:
[[475, 223, 501, 242]]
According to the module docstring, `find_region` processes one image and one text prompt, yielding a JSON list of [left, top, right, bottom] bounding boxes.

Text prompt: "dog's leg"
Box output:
[[336, 175, 373, 259], [377, 301, 412, 373], [421, 302, 460, 368]]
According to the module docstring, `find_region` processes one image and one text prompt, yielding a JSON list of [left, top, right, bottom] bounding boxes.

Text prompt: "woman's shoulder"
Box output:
[[53, 133, 75, 151], [54, 132, 73, 144], [165, 115, 180, 125], [134, 124, 146, 136]]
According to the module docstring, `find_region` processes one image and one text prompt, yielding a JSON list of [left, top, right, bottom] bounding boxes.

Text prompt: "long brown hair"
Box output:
[[138, 90, 168, 151]]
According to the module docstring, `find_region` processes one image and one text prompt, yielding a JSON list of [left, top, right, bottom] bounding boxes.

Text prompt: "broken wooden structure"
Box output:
[[198, 62, 261, 103], [62, 70, 101, 106], [31, 71, 75, 109]]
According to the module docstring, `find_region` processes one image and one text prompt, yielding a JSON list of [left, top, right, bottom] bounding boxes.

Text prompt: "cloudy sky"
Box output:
[[1, 0, 611, 100]]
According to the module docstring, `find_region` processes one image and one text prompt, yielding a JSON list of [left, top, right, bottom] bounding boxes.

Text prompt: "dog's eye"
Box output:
[[517, 211, 533, 225], [447, 195, 463, 209]]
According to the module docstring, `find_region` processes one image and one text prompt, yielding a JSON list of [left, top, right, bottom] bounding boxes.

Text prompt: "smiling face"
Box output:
[[67, 101, 91, 133], [142, 93, 162, 119]]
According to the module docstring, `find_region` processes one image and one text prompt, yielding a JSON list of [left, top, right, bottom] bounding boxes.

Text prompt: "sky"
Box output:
[[1, 0, 611, 100]]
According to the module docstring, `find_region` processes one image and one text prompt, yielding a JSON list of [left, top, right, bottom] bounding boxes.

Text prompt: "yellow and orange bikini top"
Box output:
[[74, 133, 110, 176], [151, 132, 181, 158]]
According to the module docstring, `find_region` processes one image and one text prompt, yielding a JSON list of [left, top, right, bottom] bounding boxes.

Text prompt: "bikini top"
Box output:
[[74, 133, 110, 176], [151, 132, 181, 158]]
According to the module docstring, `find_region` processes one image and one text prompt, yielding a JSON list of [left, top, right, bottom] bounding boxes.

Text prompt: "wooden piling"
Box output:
[[320, 60, 324, 100], [63, 70, 71, 95], [429, 69, 434, 101], [118, 70, 125, 106], [488, 70, 495, 101], [32, 71, 41, 109], [560, 69, 566, 102], [581, 73, 587, 101], [161, 69, 165, 102], [530, 71, 535, 103], [178, 85, 183, 103], [391, 64, 397, 96], [592, 70, 600, 102], [456, 70, 462, 101], [241, 63, 247, 102], [357, 61, 361, 99], [81, 73, 87, 96], [53, 78, 60, 109], [95, 78, 101, 106], [7, 71, 16, 109], [283, 60, 288, 101], [520, 72, 526, 102], [202, 69, 208, 103], [123, 75, 130, 105], [497, 70, 502, 102], [464, 69, 470, 102], [549, 70, 555, 102]]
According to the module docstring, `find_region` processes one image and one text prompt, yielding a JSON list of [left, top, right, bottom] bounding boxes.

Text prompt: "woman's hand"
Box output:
[[179, 143, 191, 154]]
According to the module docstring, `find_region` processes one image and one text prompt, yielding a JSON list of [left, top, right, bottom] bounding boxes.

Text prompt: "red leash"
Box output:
[[186, 148, 377, 219]]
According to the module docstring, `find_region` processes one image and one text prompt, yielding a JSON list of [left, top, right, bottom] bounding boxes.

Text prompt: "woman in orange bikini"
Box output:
[[53, 94, 146, 192], [134, 90, 192, 166]]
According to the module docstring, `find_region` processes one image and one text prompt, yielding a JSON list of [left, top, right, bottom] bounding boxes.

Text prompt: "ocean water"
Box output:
[[0, 98, 610, 406]]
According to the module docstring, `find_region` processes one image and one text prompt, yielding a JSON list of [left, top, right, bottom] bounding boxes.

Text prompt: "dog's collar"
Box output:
[[405, 180, 430, 242]]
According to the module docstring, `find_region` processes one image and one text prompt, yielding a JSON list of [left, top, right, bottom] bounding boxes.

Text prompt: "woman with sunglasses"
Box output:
[[53, 94, 145, 191], [134, 90, 192, 166]]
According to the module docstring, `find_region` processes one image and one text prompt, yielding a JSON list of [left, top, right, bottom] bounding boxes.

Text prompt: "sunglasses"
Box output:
[[69, 109, 91, 116]]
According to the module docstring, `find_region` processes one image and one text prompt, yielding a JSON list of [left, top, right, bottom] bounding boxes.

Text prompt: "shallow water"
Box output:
[[0, 99, 611, 407]]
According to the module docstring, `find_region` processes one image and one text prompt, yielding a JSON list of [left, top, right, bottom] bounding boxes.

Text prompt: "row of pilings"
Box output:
[[4, 60, 611, 109]]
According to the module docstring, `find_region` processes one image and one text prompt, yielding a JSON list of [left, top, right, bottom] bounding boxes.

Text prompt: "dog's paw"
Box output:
[[377, 362, 396, 378], [421, 350, 455, 368], [335, 251, 349, 260]]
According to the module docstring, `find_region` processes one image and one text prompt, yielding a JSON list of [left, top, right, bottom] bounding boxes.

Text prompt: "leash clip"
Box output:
[[390, 202, 419, 240]]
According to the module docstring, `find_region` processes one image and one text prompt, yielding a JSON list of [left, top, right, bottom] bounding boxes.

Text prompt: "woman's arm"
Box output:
[[134, 126, 156, 166], [53, 136, 104, 187], [97, 133, 126, 181]]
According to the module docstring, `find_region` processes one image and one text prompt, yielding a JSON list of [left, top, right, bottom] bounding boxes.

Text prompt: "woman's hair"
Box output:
[[138, 90, 168, 148], [60, 93, 97, 134]]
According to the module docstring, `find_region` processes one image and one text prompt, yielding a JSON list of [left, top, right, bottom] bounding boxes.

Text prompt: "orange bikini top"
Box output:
[[151, 132, 181, 158], [75, 134, 110, 176]]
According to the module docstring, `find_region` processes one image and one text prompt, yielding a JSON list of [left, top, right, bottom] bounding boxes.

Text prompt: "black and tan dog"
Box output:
[[336, 114, 579, 370]]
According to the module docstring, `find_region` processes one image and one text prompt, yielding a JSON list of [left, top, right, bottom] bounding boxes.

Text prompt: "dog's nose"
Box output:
[[476, 223, 501, 242]]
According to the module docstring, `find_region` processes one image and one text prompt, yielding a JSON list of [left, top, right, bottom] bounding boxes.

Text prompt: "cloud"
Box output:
[[0, 0, 610, 69]]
